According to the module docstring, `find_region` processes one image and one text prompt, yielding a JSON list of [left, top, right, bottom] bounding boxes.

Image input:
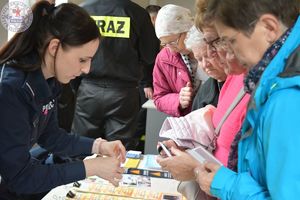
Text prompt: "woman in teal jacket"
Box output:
[[194, 0, 300, 199]]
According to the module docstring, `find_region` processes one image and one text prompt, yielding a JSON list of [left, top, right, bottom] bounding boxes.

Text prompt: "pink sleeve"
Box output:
[[153, 58, 183, 117]]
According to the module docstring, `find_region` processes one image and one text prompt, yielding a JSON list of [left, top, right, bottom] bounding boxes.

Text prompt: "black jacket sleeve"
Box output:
[[139, 63, 154, 88], [136, 10, 160, 87], [136, 10, 160, 68], [192, 78, 223, 111]]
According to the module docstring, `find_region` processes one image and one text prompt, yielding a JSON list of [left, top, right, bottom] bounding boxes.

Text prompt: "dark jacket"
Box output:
[[0, 62, 94, 197], [192, 78, 223, 111], [81, 0, 160, 85]]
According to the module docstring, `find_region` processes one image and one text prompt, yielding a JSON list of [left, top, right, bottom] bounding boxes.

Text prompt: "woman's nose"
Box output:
[[81, 65, 90, 74]]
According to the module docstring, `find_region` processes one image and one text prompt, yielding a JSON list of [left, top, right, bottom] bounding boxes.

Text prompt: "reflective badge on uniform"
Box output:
[[92, 16, 130, 38]]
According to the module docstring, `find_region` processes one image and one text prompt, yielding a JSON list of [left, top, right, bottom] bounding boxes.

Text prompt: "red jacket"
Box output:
[[153, 47, 191, 117]]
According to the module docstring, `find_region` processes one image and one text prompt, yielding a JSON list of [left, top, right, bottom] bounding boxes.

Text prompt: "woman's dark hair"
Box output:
[[0, 1, 100, 71], [206, 0, 299, 35], [145, 5, 161, 15]]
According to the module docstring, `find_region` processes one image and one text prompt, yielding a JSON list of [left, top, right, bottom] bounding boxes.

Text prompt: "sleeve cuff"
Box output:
[[211, 166, 237, 198], [62, 161, 86, 184], [78, 136, 94, 155]]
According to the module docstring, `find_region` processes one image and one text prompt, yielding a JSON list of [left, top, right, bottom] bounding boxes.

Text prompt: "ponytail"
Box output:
[[0, 1, 100, 71]]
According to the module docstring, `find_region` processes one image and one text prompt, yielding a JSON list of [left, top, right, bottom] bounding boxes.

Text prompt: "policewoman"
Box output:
[[0, 1, 126, 199]]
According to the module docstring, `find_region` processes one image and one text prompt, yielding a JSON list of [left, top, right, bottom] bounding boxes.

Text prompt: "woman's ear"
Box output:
[[47, 38, 60, 57], [259, 14, 283, 44]]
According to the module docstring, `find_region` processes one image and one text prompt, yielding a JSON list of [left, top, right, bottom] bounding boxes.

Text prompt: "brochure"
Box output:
[[187, 145, 222, 166]]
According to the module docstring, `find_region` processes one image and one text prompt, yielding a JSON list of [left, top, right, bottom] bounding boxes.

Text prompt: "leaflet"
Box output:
[[187, 145, 222, 166]]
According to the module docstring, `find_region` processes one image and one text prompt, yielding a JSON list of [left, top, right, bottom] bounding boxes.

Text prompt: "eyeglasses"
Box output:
[[161, 34, 182, 47], [213, 19, 258, 53], [213, 32, 240, 53], [203, 37, 219, 52], [204, 37, 220, 48]]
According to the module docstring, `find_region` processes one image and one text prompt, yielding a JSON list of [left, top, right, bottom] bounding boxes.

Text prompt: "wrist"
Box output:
[[83, 159, 93, 177], [92, 138, 107, 155], [83, 157, 102, 177]]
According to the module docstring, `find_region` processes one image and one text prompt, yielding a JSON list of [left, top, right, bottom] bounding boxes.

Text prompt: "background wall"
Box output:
[[156, 0, 195, 13], [0, 0, 8, 47], [71, 0, 196, 13]]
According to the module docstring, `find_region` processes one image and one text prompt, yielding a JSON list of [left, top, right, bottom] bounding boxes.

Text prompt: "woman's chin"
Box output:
[[57, 77, 70, 84]]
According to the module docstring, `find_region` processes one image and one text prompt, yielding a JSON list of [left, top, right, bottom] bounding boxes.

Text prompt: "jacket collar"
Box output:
[[278, 45, 300, 78], [160, 47, 187, 69], [23, 69, 60, 103], [253, 16, 300, 109], [18, 53, 61, 103]]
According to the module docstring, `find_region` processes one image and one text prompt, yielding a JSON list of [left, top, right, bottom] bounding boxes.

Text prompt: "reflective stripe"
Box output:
[[25, 82, 35, 97], [0, 64, 5, 83], [92, 16, 130, 38]]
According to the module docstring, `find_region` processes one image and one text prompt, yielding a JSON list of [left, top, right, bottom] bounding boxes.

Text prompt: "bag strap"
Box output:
[[214, 88, 246, 136]]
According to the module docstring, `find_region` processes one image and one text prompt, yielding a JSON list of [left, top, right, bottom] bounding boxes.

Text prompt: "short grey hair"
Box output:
[[185, 26, 205, 50]]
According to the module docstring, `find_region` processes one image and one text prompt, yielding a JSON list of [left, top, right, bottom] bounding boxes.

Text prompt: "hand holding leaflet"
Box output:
[[159, 142, 172, 157]]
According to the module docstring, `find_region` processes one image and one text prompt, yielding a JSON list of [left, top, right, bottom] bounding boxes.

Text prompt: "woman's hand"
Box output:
[[83, 156, 125, 187], [144, 87, 153, 99], [92, 139, 126, 163], [194, 162, 221, 195], [156, 148, 199, 181], [157, 140, 178, 157], [179, 82, 193, 109], [101, 140, 126, 163]]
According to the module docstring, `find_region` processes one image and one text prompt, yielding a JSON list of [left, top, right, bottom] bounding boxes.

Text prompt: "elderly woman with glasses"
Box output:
[[156, 1, 252, 198], [153, 4, 208, 117], [184, 26, 227, 110], [194, 0, 300, 199]]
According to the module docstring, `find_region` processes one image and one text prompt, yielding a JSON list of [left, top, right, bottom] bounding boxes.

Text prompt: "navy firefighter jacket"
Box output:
[[0, 62, 94, 196]]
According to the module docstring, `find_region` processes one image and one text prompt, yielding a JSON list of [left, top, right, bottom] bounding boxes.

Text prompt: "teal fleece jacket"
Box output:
[[211, 16, 300, 200]]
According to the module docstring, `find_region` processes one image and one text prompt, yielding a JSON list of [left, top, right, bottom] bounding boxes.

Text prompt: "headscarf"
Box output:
[[155, 4, 194, 39]]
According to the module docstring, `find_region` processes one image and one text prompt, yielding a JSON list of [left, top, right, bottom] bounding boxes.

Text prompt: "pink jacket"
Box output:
[[153, 47, 191, 117], [212, 74, 251, 166]]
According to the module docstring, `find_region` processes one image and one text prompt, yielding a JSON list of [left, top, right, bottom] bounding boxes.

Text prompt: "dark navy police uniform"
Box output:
[[0, 58, 94, 199]]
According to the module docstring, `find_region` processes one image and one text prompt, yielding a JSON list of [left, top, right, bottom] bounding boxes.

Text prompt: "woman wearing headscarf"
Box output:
[[153, 4, 208, 117]]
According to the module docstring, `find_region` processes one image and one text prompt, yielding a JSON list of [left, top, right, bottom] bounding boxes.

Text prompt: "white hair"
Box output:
[[184, 26, 205, 50]]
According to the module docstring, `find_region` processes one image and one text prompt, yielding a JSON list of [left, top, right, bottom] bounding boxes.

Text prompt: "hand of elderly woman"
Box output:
[[156, 147, 199, 181], [194, 162, 221, 195], [179, 82, 194, 109]]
